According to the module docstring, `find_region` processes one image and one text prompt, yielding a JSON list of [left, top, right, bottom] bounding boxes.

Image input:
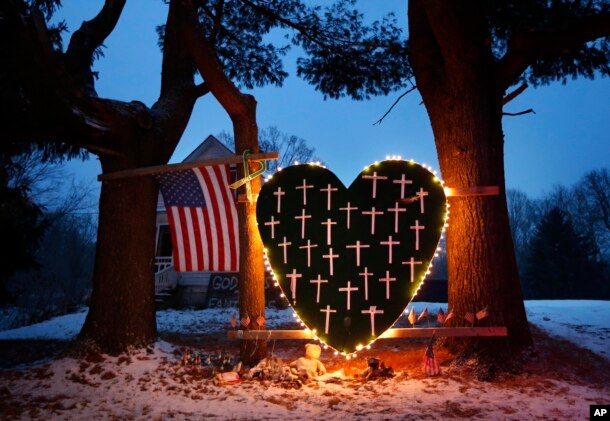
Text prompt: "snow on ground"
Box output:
[[1, 301, 609, 420], [2, 301, 609, 360]]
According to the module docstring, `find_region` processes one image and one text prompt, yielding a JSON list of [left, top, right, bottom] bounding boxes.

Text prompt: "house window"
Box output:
[[156, 225, 173, 257]]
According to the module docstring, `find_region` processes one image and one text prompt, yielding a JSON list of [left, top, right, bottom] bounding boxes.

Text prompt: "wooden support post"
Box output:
[[227, 326, 507, 340], [444, 186, 500, 197], [97, 151, 278, 181]]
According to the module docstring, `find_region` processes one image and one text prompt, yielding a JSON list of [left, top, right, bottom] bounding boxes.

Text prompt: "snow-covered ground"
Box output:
[[1, 301, 609, 420], [2, 301, 608, 360]]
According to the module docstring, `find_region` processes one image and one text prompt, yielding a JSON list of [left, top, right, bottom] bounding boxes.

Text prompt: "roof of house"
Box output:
[[182, 135, 234, 163]]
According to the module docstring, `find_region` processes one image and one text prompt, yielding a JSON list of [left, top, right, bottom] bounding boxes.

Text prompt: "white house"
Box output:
[[154, 135, 237, 307]]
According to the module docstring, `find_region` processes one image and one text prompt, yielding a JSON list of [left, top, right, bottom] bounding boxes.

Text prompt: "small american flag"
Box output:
[[417, 307, 429, 321], [444, 310, 454, 323], [476, 307, 489, 320], [408, 307, 416, 326], [464, 311, 475, 325], [423, 335, 441, 376], [157, 165, 239, 272], [437, 308, 446, 324], [230, 311, 237, 329]]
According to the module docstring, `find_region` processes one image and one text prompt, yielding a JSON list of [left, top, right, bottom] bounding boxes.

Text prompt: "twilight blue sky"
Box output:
[[59, 1, 609, 199]]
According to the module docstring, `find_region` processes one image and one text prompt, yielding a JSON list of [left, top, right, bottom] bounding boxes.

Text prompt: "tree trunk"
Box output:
[[80, 167, 158, 354], [177, 0, 268, 366], [233, 96, 267, 366], [408, 0, 532, 369]]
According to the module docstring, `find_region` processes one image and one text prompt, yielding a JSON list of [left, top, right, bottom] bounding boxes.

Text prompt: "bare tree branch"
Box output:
[[373, 85, 418, 125], [502, 83, 528, 105], [179, 0, 253, 118], [503, 108, 535, 117], [65, 0, 127, 93]]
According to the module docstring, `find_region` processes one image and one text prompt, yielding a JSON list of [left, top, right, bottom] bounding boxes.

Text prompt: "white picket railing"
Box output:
[[155, 256, 174, 273], [154, 256, 179, 294]]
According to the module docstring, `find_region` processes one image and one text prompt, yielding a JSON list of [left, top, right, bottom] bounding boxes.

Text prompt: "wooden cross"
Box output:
[[295, 179, 314, 205], [264, 215, 280, 239], [392, 174, 413, 198], [362, 306, 384, 336], [362, 206, 384, 235], [273, 187, 285, 213], [402, 257, 423, 283], [346, 240, 370, 266], [294, 209, 312, 239], [416, 187, 429, 213], [286, 269, 302, 300], [410, 219, 425, 250], [359, 267, 374, 300], [310, 275, 328, 303], [279, 236, 292, 264], [339, 202, 358, 229], [362, 171, 388, 198], [387, 202, 407, 233], [380, 235, 400, 264], [322, 248, 339, 276], [338, 280, 359, 310], [321, 218, 337, 245], [379, 270, 396, 299], [298, 239, 318, 267], [320, 183, 338, 210], [320, 305, 337, 334]]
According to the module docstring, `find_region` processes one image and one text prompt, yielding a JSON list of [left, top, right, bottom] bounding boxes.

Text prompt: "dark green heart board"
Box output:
[[256, 160, 447, 355]]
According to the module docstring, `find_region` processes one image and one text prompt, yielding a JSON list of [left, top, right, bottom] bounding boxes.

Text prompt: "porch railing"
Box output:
[[154, 256, 179, 294]]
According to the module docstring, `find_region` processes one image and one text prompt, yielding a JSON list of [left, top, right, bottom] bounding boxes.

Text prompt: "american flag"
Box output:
[[417, 307, 429, 321], [476, 307, 489, 320], [156, 165, 239, 272], [423, 335, 441, 376]]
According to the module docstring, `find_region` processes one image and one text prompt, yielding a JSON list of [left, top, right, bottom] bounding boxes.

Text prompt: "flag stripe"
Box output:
[[158, 164, 239, 272]]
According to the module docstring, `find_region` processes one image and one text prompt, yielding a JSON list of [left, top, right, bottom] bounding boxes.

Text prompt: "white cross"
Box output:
[[361, 306, 384, 336], [273, 187, 285, 213], [379, 270, 396, 300], [279, 236, 292, 264], [362, 171, 388, 199], [286, 269, 302, 300], [387, 202, 407, 233], [310, 275, 328, 303], [359, 267, 374, 300], [362, 207, 384, 235], [339, 202, 358, 229], [299, 239, 318, 267], [393, 174, 413, 198], [338, 280, 359, 310], [264, 215, 280, 239], [320, 305, 337, 334], [294, 209, 312, 239], [320, 184, 338, 210], [402, 257, 423, 282], [380, 235, 400, 264], [321, 218, 337, 245], [346, 241, 370, 266], [416, 187, 429, 213], [410, 219, 425, 250], [295, 179, 314, 205], [322, 248, 339, 275]]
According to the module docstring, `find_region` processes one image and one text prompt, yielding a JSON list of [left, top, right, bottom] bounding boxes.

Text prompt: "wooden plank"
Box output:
[[227, 329, 315, 340], [445, 186, 500, 197], [227, 327, 507, 340], [97, 151, 278, 181], [380, 326, 507, 338]]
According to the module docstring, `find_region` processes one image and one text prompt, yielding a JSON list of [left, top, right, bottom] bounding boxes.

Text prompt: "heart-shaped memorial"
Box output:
[[256, 160, 447, 355]]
